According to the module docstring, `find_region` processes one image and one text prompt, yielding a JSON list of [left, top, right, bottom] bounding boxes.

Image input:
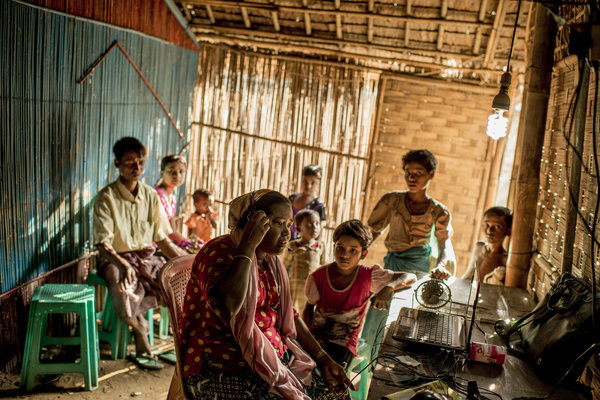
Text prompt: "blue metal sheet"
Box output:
[[0, 0, 198, 293]]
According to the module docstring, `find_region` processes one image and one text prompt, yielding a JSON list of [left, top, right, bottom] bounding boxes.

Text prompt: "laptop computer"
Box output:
[[392, 264, 481, 353]]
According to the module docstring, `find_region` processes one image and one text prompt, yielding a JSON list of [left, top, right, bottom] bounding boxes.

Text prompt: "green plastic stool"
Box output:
[[20, 284, 98, 391], [158, 306, 170, 339], [86, 271, 154, 359], [348, 339, 371, 400]]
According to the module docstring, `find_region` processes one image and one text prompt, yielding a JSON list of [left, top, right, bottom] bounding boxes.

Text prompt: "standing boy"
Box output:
[[93, 137, 184, 369]]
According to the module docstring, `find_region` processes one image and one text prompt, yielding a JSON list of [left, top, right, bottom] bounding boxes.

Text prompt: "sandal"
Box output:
[[129, 352, 164, 370], [157, 349, 177, 364]]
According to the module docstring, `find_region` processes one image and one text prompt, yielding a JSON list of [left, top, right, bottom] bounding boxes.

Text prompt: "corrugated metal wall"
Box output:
[[0, 0, 198, 294], [22, 0, 197, 51]]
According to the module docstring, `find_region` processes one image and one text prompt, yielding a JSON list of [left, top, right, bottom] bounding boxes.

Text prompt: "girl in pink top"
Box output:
[[154, 155, 192, 249], [303, 220, 415, 368]]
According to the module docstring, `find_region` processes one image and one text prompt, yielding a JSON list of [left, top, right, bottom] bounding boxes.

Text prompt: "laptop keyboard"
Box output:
[[416, 312, 453, 346]]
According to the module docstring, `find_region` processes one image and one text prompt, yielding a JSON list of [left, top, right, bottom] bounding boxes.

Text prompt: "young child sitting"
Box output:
[[461, 206, 512, 285], [185, 189, 218, 243], [282, 209, 325, 311], [303, 220, 416, 369], [289, 164, 327, 239]]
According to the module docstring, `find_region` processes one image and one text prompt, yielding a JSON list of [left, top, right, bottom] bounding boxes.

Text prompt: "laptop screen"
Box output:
[[464, 262, 481, 356]]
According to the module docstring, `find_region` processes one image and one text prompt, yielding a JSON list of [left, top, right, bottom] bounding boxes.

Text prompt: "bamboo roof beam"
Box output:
[[478, 0, 489, 21], [335, 0, 342, 39], [367, 0, 374, 42], [405, 22, 410, 46], [302, 0, 312, 35], [181, 1, 490, 28], [406, 0, 413, 16], [271, 11, 280, 31], [473, 26, 482, 54], [437, 25, 444, 50], [205, 5, 216, 23], [483, 0, 507, 68], [182, 4, 192, 20], [189, 23, 483, 60], [304, 12, 312, 35], [241, 6, 251, 28], [441, 0, 448, 18], [192, 32, 505, 73]]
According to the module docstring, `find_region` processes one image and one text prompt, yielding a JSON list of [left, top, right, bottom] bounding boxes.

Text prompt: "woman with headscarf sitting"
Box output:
[[179, 190, 352, 399]]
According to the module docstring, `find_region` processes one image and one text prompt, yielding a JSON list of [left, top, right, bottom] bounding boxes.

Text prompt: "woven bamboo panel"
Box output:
[[573, 67, 600, 284], [186, 47, 380, 261], [532, 57, 578, 278]]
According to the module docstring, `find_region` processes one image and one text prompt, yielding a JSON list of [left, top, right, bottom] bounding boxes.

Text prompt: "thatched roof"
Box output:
[[176, 0, 529, 84]]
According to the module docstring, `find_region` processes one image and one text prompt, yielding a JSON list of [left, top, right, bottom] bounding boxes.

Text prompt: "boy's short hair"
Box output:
[[402, 149, 437, 172], [333, 219, 373, 250], [294, 209, 319, 227], [484, 206, 513, 230], [302, 164, 322, 179], [113, 137, 146, 161], [193, 189, 213, 202], [160, 155, 187, 171]]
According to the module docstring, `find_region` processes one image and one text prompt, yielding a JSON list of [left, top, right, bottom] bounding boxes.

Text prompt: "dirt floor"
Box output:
[[0, 338, 176, 400]]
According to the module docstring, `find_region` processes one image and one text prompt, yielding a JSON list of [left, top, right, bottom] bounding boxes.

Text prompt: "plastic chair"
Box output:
[[86, 270, 154, 359], [20, 284, 99, 391], [159, 254, 195, 400]]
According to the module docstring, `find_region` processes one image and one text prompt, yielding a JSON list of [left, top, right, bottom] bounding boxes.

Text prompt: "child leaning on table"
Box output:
[[461, 206, 512, 285], [303, 220, 416, 369], [282, 209, 325, 311]]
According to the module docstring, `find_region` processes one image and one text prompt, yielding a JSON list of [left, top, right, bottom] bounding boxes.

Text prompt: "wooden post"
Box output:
[[505, 3, 556, 287]]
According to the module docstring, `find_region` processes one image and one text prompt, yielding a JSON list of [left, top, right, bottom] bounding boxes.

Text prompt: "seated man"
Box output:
[[93, 137, 184, 368]]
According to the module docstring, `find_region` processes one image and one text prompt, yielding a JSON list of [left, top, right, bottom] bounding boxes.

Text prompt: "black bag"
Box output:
[[495, 273, 599, 383]]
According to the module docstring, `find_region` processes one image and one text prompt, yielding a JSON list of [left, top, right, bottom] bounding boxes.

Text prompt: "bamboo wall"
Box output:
[[527, 5, 600, 394], [528, 3, 598, 295], [530, 57, 600, 292], [362, 75, 501, 273], [186, 46, 380, 260]]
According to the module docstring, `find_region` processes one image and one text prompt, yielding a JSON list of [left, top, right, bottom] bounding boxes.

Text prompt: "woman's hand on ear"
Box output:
[[238, 211, 270, 254]]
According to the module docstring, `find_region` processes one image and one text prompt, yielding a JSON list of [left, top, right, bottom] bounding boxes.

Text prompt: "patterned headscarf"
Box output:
[[228, 189, 273, 231]]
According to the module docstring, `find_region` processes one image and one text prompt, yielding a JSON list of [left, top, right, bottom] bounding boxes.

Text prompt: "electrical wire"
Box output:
[[506, 0, 523, 73], [590, 60, 599, 337]]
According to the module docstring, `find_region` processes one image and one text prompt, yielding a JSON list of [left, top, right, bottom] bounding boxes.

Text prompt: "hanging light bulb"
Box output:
[[487, 109, 509, 140], [485, 0, 521, 141], [486, 72, 512, 140]]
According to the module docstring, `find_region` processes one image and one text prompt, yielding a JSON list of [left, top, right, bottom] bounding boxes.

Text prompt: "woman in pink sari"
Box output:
[[179, 190, 352, 399]]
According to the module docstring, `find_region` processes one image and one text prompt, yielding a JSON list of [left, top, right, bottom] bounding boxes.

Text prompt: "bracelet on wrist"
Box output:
[[233, 254, 253, 263], [315, 349, 328, 363]]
